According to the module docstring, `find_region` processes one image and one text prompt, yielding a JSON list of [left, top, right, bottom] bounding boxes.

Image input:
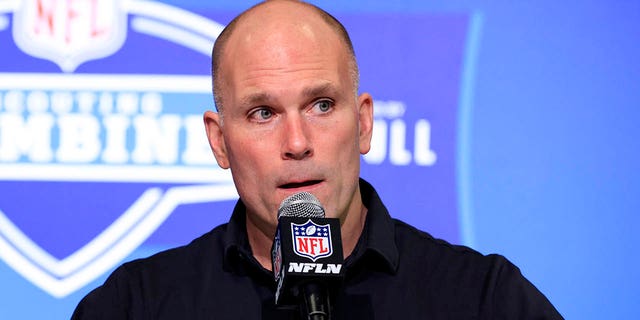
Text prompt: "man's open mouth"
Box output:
[[279, 180, 322, 189]]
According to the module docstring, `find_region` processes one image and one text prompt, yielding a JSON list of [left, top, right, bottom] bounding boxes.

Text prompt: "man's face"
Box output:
[[204, 13, 373, 234]]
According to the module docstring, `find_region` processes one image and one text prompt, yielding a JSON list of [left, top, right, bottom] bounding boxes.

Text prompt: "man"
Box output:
[[72, 1, 562, 319]]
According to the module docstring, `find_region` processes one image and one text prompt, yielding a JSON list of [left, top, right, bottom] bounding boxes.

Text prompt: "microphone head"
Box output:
[[278, 192, 325, 219]]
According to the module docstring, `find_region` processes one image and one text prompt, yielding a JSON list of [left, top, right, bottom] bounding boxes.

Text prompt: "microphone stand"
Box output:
[[300, 282, 330, 320]]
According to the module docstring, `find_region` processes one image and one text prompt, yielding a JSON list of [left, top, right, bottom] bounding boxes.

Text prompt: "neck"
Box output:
[[340, 203, 368, 260], [245, 215, 275, 270]]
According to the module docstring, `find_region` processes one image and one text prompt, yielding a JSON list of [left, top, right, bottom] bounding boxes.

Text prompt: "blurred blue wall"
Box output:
[[0, 1, 638, 318]]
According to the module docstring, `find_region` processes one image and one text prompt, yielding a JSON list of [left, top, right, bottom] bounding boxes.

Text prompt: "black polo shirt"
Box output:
[[72, 179, 562, 319]]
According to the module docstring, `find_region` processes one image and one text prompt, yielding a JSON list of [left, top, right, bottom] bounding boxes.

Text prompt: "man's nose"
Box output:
[[282, 115, 313, 160]]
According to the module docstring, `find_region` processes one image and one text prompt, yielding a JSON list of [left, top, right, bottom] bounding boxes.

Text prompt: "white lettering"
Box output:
[[182, 115, 215, 165], [26, 91, 49, 113], [4, 90, 439, 170], [98, 92, 114, 114], [363, 118, 437, 167], [288, 262, 304, 273], [389, 119, 412, 165], [117, 93, 138, 115], [302, 263, 315, 273], [373, 100, 405, 118], [414, 119, 437, 166], [0, 90, 222, 167], [326, 263, 342, 274], [51, 91, 73, 114], [141, 92, 162, 115], [131, 115, 181, 164], [77, 92, 97, 113], [286, 262, 342, 274], [101, 115, 129, 163], [0, 114, 54, 162], [5, 90, 24, 113], [56, 114, 101, 162]]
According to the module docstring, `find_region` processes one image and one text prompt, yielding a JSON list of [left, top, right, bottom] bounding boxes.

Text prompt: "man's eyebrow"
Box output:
[[239, 92, 274, 107], [239, 83, 339, 107], [302, 83, 338, 99]]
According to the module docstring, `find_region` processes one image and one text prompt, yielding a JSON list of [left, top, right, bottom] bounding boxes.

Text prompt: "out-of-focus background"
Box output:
[[0, 0, 637, 318]]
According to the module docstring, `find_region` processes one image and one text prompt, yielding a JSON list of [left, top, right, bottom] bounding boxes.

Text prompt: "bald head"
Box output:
[[211, 0, 359, 112]]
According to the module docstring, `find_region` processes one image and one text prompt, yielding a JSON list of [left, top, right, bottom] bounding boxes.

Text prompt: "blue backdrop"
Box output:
[[0, 0, 637, 318]]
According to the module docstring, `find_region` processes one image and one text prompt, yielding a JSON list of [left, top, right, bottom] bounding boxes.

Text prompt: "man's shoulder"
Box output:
[[71, 223, 233, 319], [118, 222, 230, 279], [392, 218, 478, 254], [375, 219, 563, 319], [391, 218, 509, 272]]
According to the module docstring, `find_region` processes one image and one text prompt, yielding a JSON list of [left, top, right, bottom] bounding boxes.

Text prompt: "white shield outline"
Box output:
[[12, 0, 128, 73], [291, 220, 333, 262], [0, 0, 229, 298], [0, 183, 238, 298]]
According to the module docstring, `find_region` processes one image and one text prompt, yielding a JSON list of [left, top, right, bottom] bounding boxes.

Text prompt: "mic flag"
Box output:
[[271, 192, 344, 307]]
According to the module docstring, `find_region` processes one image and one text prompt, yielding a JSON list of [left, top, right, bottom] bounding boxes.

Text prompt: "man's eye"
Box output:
[[312, 100, 333, 113], [249, 108, 273, 121]]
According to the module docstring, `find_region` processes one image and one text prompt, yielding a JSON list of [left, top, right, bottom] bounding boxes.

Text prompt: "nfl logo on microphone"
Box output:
[[292, 220, 333, 262]]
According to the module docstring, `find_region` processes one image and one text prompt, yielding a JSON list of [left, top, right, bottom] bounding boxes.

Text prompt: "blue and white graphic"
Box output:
[[0, 0, 479, 318], [12, 0, 127, 72], [0, 1, 636, 319], [0, 0, 238, 301]]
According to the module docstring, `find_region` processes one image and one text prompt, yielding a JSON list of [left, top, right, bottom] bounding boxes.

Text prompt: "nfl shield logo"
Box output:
[[12, 0, 127, 72], [292, 220, 333, 262], [0, 0, 230, 301]]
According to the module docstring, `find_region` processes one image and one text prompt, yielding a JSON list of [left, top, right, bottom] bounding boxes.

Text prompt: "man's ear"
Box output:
[[203, 110, 230, 169], [357, 93, 374, 154]]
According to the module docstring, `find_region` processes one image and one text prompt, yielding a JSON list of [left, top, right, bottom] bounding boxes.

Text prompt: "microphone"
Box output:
[[271, 192, 344, 320]]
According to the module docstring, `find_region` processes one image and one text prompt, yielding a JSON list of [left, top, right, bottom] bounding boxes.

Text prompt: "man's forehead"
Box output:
[[212, 0, 358, 112], [232, 14, 334, 49], [221, 1, 347, 60], [236, 1, 326, 29], [221, 10, 350, 85]]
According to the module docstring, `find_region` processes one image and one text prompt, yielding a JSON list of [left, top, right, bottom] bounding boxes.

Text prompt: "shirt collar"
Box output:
[[222, 178, 399, 274], [353, 178, 399, 274], [222, 200, 257, 272]]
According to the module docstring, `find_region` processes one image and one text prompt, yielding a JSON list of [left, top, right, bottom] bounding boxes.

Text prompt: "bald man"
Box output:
[[72, 1, 562, 319]]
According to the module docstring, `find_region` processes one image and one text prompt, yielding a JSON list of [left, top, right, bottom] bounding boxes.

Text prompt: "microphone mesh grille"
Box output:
[[278, 192, 325, 218]]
